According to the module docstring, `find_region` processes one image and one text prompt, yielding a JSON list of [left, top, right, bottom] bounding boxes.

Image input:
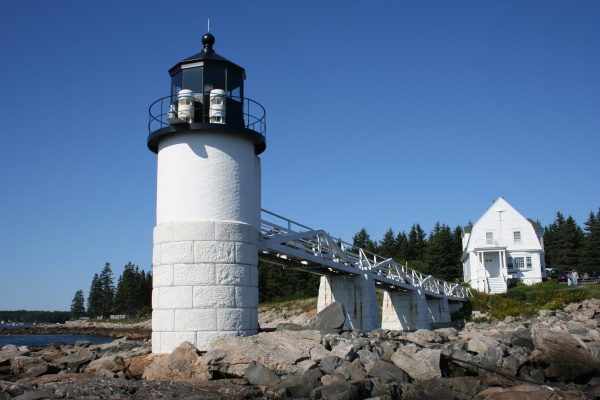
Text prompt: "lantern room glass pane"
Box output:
[[171, 71, 183, 99], [204, 67, 226, 92], [227, 70, 243, 100], [182, 67, 203, 93]]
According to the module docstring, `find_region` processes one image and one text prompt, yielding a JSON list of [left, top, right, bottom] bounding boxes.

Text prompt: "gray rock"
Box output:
[[245, 361, 280, 386], [391, 344, 442, 381], [50, 350, 94, 371], [203, 329, 329, 376], [530, 328, 600, 383], [336, 360, 367, 381], [275, 323, 305, 331], [406, 329, 444, 345], [467, 334, 501, 356], [509, 328, 534, 350], [277, 369, 322, 398], [320, 356, 343, 374], [365, 360, 410, 383], [356, 349, 379, 365], [309, 302, 346, 333], [310, 379, 370, 400]]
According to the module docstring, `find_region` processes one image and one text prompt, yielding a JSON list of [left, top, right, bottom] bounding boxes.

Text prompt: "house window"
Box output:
[[526, 257, 532, 268], [515, 257, 525, 269], [486, 232, 493, 244], [514, 231, 521, 244], [507, 256, 514, 269]]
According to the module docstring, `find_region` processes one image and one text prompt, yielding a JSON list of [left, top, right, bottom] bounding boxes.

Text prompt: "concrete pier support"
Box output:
[[448, 302, 463, 314], [381, 289, 429, 331], [426, 296, 451, 324], [317, 274, 380, 331]]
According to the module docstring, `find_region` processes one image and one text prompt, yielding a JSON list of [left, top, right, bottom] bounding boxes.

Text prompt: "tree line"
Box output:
[[240, 206, 600, 303], [351, 222, 464, 282], [70, 262, 152, 320], [0, 311, 70, 324], [544, 208, 600, 272], [70, 206, 600, 313]]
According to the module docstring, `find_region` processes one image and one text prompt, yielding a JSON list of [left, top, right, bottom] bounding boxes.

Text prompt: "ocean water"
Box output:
[[0, 325, 114, 347]]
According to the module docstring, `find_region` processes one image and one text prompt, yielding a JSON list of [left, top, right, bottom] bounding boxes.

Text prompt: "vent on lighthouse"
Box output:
[[209, 89, 226, 124]]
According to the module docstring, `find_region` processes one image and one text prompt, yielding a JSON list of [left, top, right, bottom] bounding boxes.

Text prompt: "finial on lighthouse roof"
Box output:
[[203, 19, 215, 51], [202, 32, 215, 50]]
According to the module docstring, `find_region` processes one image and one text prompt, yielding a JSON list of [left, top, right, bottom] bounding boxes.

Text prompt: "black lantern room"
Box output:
[[147, 33, 266, 154]]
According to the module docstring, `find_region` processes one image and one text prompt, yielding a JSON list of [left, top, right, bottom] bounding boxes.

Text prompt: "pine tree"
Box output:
[[405, 223, 427, 262], [87, 274, 103, 318], [580, 208, 600, 272], [395, 231, 408, 262], [114, 262, 136, 314], [426, 222, 459, 281], [70, 290, 86, 320], [98, 263, 115, 318], [352, 228, 378, 254], [544, 212, 584, 270], [378, 228, 398, 259]]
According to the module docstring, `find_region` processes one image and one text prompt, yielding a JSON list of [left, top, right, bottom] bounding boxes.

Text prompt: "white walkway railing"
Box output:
[[259, 209, 471, 301]]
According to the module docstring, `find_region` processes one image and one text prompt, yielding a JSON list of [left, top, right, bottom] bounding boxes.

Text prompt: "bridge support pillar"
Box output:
[[448, 302, 463, 314], [426, 296, 451, 324], [381, 289, 429, 331], [318, 274, 380, 331]]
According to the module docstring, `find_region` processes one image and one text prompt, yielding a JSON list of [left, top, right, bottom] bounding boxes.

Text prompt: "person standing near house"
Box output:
[[567, 271, 572, 286], [572, 270, 579, 286]]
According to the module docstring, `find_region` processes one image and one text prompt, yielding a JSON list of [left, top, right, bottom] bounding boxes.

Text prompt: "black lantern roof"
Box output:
[[168, 33, 246, 79]]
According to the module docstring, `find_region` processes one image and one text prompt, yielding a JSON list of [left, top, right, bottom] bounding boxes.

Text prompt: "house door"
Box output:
[[485, 253, 500, 278]]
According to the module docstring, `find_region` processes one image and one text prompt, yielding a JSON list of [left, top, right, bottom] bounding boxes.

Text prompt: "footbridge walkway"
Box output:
[[259, 209, 471, 332]]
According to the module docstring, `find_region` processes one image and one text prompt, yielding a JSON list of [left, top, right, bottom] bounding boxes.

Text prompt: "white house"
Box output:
[[462, 197, 545, 294]]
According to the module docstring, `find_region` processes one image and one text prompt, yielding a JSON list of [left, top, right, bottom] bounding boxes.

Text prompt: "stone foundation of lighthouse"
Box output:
[[151, 132, 261, 353]]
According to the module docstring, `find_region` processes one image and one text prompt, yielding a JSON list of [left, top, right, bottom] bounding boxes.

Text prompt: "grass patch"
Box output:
[[468, 282, 597, 320], [258, 295, 317, 313]]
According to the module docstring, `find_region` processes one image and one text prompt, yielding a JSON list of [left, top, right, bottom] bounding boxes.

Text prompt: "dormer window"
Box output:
[[513, 231, 521, 244]]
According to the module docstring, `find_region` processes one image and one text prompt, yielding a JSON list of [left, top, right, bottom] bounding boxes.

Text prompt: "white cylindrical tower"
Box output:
[[147, 33, 267, 353]]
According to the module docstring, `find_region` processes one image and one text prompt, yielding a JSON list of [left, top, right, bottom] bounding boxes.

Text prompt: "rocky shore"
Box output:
[[1, 299, 600, 399], [0, 320, 152, 341]]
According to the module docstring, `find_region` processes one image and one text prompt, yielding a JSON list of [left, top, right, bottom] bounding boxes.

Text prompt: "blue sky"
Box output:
[[1, 1, 598, 311]]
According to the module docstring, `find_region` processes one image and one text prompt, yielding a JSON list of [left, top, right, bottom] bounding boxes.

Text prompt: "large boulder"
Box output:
[[531, 328, 600, 383], [391, 344, 442, 381], [245, 361, 281, 386], [142, 341, 210, 381], [365, 360, 410, 384], [308, 302, 346, 333], [50, 349, 94, 372], [202, 329, 330, 376], [473, 384, 586, 400]]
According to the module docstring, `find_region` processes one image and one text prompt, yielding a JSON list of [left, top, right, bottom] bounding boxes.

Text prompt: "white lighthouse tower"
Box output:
[[147, 32, 266, 353]]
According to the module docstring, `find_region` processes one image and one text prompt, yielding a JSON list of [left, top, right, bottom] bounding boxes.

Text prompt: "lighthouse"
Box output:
[[147, 32, 266, 353]]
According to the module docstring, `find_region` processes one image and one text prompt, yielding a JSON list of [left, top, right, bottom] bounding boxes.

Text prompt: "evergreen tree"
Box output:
[[87, 274, 103, 318], [426, 222, 460, 281], [580, 208, 600, 272], [98, 263, 115, 318], [70, 290, 86, 320], [258, 261, 320, 302], [405, 223, 427, 262], [378, 228, 398, 259], [452, 225, 464, 280], [114, 262, 136, 314], [544, 212, 584, 270], [352, 228, 378, 254], [395, 231, 408, 262]]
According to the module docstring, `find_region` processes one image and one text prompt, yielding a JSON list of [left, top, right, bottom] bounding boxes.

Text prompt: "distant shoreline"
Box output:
[[0, 320, 151, 340]]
